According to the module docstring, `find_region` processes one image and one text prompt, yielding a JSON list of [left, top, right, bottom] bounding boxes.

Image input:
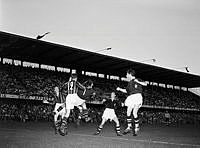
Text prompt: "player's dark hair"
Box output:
[[71, 73, 78, 78], [84, 79, 93, 87], [127, 68, 135, 76]]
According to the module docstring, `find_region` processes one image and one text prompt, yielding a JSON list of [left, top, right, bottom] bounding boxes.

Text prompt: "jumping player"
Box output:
[[78, 79, 96, 101], [77, 79, 96, 122], [94, 92, 123, 136], [116, 69, 147, 136], [59, 73, 87, 136]]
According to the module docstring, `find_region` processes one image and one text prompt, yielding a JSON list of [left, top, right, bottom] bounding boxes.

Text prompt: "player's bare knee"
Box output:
[[114, 119, 120, 126], [81, 103, 87, 110], [127, 107, 132, 116], [132, 107, 139, 118]]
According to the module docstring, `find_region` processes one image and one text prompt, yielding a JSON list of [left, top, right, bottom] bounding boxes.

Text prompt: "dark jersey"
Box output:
[[126, 79, 143, 96], [78, 88, 95, 101], [66, 80, 85, 94], [53, 92, 65, 104], [104, 99, 117, 109]]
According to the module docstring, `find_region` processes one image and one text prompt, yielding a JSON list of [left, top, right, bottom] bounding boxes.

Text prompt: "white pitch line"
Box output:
[[72, 133, 200, 147]]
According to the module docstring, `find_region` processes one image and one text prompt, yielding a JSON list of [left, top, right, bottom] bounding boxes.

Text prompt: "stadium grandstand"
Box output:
[[1, 30, 200, 122], [1, 31, 200, 148]]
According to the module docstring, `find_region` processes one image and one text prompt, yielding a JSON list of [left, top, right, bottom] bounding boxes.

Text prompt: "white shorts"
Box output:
[[53, 103, 65, 118], [102, 108, 117, 121], [65, 94, 85, 109], [125, 93, 143, 108]]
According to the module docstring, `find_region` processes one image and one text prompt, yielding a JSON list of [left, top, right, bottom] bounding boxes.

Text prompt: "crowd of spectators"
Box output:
[[0, 64, 26, 94], [139, 110, 200, 125], [0, 63, 200, 125], [143, 86, 200, 109], [0, 100, 53, 122], [2, 63, 200, 109], [1, 99, 199, 126]]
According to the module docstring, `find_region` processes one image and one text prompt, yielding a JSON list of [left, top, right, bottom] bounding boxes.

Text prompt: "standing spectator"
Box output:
[[165, 111, 171, 125]]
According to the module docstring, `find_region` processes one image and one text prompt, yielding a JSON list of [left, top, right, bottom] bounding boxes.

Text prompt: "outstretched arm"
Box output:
[[76, 81, 86, 90], [60, 82, 69, 89], [134, 79, 147, 86], [77, 81, 86, 95], [43, 100, 54, 105], [116, 87, 127, 93]]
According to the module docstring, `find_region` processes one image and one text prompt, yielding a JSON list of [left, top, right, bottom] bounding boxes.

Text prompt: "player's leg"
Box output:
[[59, 108, 71, 136], [53, 104, 62, 134], [123, 106, 133, 134], [77, 105, 83, 119], [59, 95, 74, 136], [54, 112, 61, 134], [94, 117, 107, 135], [113, 117, 123, 136], [75, 94, 90, 122], [56, 104, 65, 113], [73, 107, 81, 126], [80, 103, 91, 122], [132, 104, 140, 136]]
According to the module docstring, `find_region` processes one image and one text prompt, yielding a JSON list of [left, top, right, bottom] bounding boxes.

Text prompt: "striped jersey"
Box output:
[[66, 80, 85, 94], [53, 91, 65, 104]]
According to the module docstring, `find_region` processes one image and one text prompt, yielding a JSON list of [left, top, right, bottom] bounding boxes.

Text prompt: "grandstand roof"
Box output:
[[0, 31, 200, 88]]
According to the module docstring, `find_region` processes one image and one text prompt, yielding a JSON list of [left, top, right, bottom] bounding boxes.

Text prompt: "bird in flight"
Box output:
[[36, 32, 50, 40], [185, 67, 189, 72]]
